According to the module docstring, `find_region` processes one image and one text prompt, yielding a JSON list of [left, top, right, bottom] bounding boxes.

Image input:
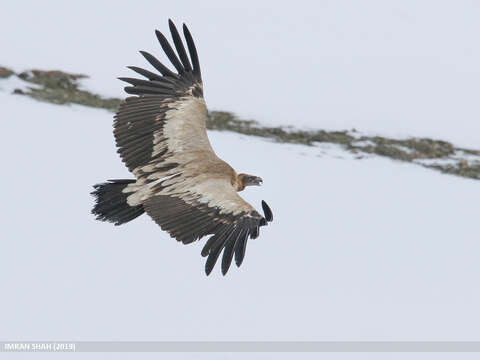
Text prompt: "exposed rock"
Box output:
[[0, 66, 14, 78], [3, 66, 480, 181]]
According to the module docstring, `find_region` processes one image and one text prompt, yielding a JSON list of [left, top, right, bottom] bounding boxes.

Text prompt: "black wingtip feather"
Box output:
[[155, 29, 184, 74], [124, 86, 166, 96], [251, 226, 259, 240], [127, 66, 164, 82], [234, 231, 249, 267], [182, 23, 201, 80], [139, 50, 177, 78], [222, 228, 249, 275], [201, 236, 216, 257], [204, 225, 236, 275], [118, 77, 173, 92], [261, 200, 273, 222], [205, 238, 223, 275], [168, 20, 192, 72], [205, 248, 221, 276], [221, 240, 236, 276]]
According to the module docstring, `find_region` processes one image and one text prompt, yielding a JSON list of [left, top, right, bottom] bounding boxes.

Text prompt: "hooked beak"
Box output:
[[250, 176, 263, 186]]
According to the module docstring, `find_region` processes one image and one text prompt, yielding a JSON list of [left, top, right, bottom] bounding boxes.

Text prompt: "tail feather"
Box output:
[[91, 179, 145, 225]]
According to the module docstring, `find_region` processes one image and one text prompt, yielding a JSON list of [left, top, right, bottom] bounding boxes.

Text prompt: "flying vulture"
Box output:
[[91, 20, 273, 275]]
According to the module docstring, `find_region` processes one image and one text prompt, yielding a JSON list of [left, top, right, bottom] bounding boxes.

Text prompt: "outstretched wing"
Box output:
[[113, 20, 273, 275], [143, 177, 273, 275], [114, 19, 207, 175]]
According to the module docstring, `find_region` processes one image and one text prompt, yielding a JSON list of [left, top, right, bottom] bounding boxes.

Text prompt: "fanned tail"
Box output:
[[91, 179, 145, 225]]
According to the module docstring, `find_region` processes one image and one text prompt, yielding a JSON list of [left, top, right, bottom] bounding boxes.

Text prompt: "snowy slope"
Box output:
[[3, 0, 480, 148], [1, 1, 480, 358], [1, 86, 480, 345]]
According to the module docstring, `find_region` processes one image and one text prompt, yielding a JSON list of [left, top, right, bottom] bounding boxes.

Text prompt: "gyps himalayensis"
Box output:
[[91, 20, 273, 275]]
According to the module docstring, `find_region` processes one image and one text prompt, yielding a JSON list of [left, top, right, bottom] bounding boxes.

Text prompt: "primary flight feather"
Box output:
[[91, 20, 273, 275]]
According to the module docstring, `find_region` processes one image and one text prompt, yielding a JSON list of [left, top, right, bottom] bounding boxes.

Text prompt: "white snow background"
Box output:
[[3, 0, 480, 147], [1, 0, 479, 358]]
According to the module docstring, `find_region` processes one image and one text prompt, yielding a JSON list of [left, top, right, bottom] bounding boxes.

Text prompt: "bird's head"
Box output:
[[237, 173, 263, 191]]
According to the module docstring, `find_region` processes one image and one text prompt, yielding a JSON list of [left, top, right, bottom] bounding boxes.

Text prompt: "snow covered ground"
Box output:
[[3, 0, 480, 148], [1, 1, 480, 358], [1, 80, 480, 354]]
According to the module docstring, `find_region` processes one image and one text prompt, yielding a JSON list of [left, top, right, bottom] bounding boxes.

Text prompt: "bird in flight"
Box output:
[[91, 20, 273, 275]]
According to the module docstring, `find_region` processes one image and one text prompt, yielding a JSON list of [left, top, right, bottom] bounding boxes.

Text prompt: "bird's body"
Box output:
[[91, 20, 273, 275]]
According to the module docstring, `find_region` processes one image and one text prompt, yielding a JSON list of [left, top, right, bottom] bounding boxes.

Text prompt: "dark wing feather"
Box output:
[[127, 66, 164, 82], [139, 50, 177, 78], [143, 193, 268, 276], [114, 20, 204, 174], [118, 77, 174, 91], [222, 228, 247, 275], [183, 23, 201, 81], [262, 200, 273, 222], [111, 20, 272, 275], [155, 30, 185, 74], [234, 229, 249, 267], [169, 19, 192, 72], [205, 225, 236, 276]]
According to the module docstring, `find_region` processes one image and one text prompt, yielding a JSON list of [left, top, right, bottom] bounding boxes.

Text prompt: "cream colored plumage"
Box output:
[[91, 20, 273, 275]]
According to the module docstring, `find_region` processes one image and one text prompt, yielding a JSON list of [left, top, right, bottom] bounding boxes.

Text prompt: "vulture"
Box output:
[[91, 20, 273, 275]]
